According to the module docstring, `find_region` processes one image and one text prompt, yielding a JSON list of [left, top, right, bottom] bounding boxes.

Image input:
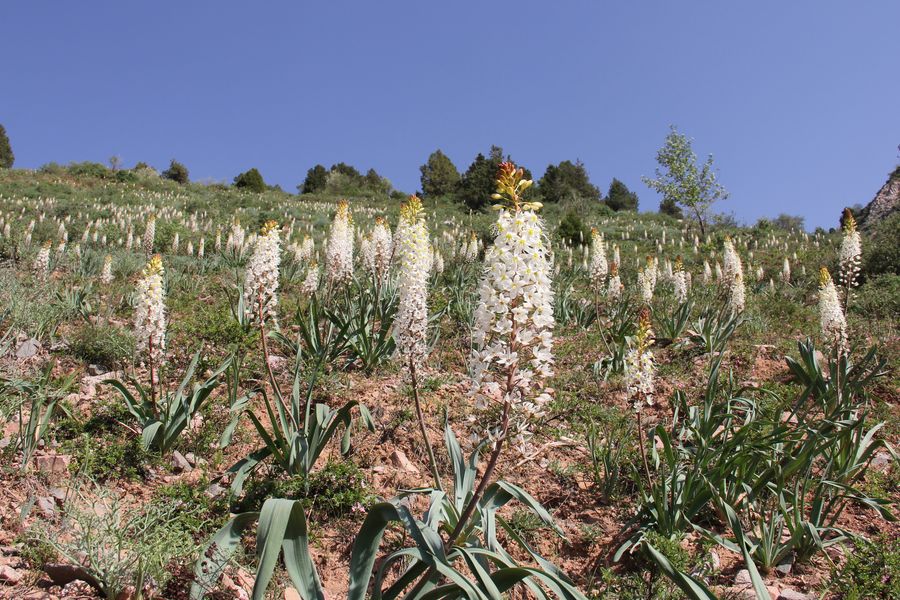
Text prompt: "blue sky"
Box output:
[[2, 1, 898, 229]]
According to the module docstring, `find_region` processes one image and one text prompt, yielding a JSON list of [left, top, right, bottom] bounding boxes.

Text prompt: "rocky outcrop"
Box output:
[[859, 165, 900, 231]]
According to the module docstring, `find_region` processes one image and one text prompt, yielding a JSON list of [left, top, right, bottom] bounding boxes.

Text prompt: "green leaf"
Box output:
[[190, 511, 259, 600], [254, 499, 325, 600], [643, 542, 718, 600]]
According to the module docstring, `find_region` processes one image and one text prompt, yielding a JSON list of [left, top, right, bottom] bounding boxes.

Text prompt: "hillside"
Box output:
[[0, 167, 897, 600], [859, 165, 900, 231]]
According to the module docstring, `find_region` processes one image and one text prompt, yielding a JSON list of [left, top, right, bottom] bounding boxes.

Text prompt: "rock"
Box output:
[[49, 487, 67, 503], [725, 587, 757, 600], [284, 588, 302, 600], [205, 482, 226, 498], [15, 338, 40, 360], [390, 450, 420, 474], [234, 568, 255, 593], [0, 564, 23, 584], [222, 573, 250, 600], [184, 452, 197, 467], [871, 451, 893, 471], [775, 555, 793, 575], [709, 549, 720, 570], [859, 166, 899, 230], [267, 355, 287, 370], [778, 590, 815, 600], [0, 437, 10, 449], [734, 569, 752, 586], [34, 454, 72, 474], [87, 364, 107, 376], [115, 587, 136, 600], [22, 591, 58, 599], [36, 496, 56, 517], [171, 450, 192, 473]]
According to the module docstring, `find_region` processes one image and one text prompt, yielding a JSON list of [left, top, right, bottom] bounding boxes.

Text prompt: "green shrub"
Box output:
[[162, 159, 189, 184], [233, 167, 266, 192], [33, 492, 198, 599], [68, 323, 134, 369], [830, 535, 900, 599], [557, 210, 591, 246], [66, 161, 111, 179], [56, 400, 156, 481], [852, 274, 900, 323], [115, 169, 138, 183], [155, 481, 230, 539], [864, 212, 900, 277], [235, 460, 372, 518]]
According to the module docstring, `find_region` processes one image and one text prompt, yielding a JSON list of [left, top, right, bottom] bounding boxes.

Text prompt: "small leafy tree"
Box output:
[[234, 167, 267, 192], [605, 178, 639, 211], [538, 159, 600, 203], [419, 149, 460, 197], [643, 126, 728, 236], [162, 159, 189, 184], [300, 164, 328, 194], [0, 124, 13, 169]]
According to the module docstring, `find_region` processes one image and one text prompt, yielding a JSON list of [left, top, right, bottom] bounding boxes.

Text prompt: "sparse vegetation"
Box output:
[[0, 146, 895, 600]]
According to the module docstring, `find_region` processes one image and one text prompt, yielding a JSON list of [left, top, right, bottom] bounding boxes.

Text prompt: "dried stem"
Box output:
[[410, 357, 443, 492]]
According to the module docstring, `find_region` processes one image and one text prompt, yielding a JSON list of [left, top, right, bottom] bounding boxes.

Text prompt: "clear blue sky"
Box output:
[[3, 1, 898, 229]]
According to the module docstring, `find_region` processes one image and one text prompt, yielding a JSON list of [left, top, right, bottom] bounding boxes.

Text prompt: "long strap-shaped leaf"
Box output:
[[723, 502, 771, 600], [190, 511, 260, 600], [642, 542, 718, 600], [348, 500, 444, 600], [254, 499, 325, 600]]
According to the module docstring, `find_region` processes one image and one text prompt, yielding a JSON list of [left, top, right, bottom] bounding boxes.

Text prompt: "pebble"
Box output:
[[390, 450, 420, 474], [778, 590, 815, 600], [171, 450, 193, 473], [0, 564, 22, 584]]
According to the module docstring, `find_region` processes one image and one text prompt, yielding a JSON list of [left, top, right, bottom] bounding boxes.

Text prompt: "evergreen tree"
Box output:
[[456, 146, 531, 211], [419, 149, 460, 197], [0, 125, 13, 169], [300, 164, 328, 194], [162, 159, 189, 184], [234, 168, 267, 192], [538, 160, 600, 203], [364, 168, 392, 195], [605, 178, 639, 211], [659, 197, 683, 218]]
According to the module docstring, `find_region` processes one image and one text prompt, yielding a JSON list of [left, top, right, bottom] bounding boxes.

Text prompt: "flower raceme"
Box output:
[[607, 261, 623, 300], [625, 308, 655, 410], [838, 208, 861, 300], [100, 254, 113, 285], [470, 162, 554, 453], [243, 220, 281, 326], [393, 196, 431, 365], [33, 241, 51, 279], [326, 200, 354, 288], [818, 267, 847, 354], [142, 214, 156, 257], [300, 262, 320, 296], [673, 255, 688, 304], [134, 254, 167, 366], [589, 227, 608, 292]]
